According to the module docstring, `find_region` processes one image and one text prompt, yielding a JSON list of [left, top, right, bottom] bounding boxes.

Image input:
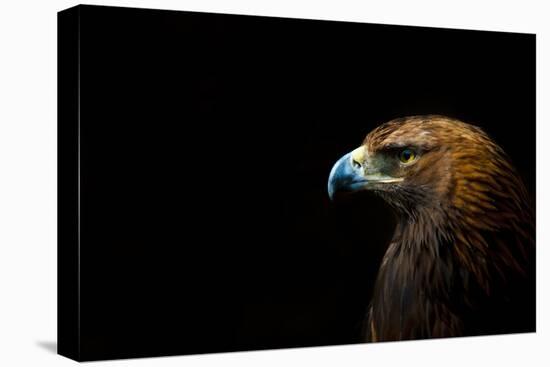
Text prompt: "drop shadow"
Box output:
[[36, 340, 57, 354]]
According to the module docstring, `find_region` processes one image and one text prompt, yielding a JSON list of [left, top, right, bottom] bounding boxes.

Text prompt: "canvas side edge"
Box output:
[[57, 5, 81, 362]]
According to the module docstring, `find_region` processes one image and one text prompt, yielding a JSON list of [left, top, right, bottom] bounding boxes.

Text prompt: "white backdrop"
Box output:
[[0, 0, 547, 365]]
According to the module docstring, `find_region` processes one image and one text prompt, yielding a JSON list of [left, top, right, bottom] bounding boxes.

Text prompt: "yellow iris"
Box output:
[[399, 148, 416, 163]]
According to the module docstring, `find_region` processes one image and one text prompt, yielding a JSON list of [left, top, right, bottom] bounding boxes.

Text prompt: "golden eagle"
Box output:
[[328, 115, 535, 341]]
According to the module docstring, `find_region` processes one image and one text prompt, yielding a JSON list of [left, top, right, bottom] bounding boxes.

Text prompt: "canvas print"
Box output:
[[58, 5, 535, 361]]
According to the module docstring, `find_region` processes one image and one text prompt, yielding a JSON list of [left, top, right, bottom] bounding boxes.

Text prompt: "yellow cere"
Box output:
[[351, 146, 366, 164]]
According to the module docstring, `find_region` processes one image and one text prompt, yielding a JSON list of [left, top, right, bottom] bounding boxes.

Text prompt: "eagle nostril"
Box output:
[[352, 159, 362, 170]]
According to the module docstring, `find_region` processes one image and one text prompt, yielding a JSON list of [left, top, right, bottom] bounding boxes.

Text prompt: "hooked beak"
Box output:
[[327, 150, 367, 201], [327, 146, 402, 200]]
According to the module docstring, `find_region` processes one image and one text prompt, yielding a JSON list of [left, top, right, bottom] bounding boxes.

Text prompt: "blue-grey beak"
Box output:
[[327, 151, 368, 200], [328, 146, 404, 200]]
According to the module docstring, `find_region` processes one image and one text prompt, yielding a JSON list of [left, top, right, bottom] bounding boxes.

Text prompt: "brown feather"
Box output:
[[360, 115, 534, 341]]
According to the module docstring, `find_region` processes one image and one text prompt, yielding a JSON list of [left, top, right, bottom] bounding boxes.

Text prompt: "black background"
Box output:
[[75, 5, 535, 360]]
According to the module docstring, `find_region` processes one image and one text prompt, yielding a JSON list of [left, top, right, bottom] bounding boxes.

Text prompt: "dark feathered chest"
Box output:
[[367, 239, 465, 340], [365, 217, 534, 342]]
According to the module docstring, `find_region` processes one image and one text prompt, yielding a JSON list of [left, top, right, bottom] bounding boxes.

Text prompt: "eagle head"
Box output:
[[328, 115, 526, 219]]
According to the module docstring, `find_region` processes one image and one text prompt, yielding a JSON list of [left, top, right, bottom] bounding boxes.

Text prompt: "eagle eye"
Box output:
[[398, 148, 417, 164]]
